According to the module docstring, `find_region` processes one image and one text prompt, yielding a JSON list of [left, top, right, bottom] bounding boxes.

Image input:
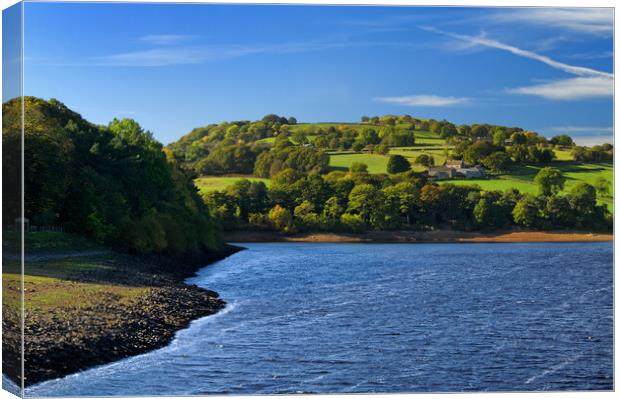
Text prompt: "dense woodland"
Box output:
[[3, 97, 220, 255], [3, 99, 612, 254]]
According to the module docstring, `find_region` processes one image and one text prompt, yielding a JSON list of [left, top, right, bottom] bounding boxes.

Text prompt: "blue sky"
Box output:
[[19, 3, 613, 145]]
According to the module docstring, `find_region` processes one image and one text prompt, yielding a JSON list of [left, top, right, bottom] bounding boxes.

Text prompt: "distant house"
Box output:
[[362, 144, 375, 153], [457, 166, 485, 179], [428, 166, 457, 180], [445, 159, 465, 169], [428, 160, 485, 180]]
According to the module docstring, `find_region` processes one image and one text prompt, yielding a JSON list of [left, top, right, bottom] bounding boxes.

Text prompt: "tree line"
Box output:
[[203, 164, 612, 234]]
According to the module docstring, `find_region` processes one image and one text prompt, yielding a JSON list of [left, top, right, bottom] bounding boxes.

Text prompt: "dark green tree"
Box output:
[[534, 167, 565, 196], [386, 155, 411, 174]]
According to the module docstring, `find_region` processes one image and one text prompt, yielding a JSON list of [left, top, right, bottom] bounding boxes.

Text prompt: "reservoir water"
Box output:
[[27, 242, 613, 396]]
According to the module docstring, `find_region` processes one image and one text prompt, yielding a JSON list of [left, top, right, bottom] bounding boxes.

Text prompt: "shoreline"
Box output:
[[222, 230, 613, 243], [2, 244, 243, 388]]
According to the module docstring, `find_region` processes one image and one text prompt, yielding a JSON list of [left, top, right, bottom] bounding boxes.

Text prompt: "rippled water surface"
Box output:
[[28, 242, 613, 396]]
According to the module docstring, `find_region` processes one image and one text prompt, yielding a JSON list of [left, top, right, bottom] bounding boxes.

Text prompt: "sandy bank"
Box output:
[[223, 230, 613, 243]]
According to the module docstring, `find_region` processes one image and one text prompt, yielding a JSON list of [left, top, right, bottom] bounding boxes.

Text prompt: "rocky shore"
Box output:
[[2, 244, 242, 387]]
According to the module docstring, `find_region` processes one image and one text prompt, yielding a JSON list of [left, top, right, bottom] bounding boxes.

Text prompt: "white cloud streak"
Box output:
[[421, 26, 611, 79], [375, 95, 470, 107], [422, 26, 613, 100]]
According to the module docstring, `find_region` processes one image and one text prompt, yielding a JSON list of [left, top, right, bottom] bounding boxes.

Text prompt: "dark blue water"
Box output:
[[27, 242, 613, 396]]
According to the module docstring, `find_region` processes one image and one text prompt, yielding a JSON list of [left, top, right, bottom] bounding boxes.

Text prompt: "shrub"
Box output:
[[268, 204, 294, 233], [387, 155, 411, 174], [340, 212, 366, 233]]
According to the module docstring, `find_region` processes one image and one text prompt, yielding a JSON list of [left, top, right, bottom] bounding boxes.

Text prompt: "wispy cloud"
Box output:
[[508, 76, 613, 100], [375, 95, 470, 107], [567, 51, 613, 60], [93, 38, 409, 67], [97, 47, 213, 67], [489, 8, 613, 36], [422, 26, 613, 100], [138, 34, 195, 45]]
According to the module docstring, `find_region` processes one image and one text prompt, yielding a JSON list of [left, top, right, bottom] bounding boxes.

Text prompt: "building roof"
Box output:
[[459, 167, 484, 172], [429, 166, 456, 176], [445, 159, 465, 167]]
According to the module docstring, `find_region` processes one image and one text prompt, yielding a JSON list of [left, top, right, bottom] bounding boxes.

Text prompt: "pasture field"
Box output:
[[554, 149, 574, 161], [389, 146, 449, 171], [194, 176, 271, 194], [328, 152, 389, 174], [412, 130, 446, 145], [327, 130, 448, 173]]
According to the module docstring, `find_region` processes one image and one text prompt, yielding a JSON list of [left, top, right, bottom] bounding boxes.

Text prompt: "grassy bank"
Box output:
[[2, 232, 240, 386]]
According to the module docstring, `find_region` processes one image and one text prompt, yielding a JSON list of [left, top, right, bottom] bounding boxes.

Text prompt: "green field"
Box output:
[[389, 146, 449, 172], [554, 149, 574, 161], [411, 130, 446, 145], [328, 152, 390, 174], [328, 130, 448, 173], [194, 176, 271, 194]]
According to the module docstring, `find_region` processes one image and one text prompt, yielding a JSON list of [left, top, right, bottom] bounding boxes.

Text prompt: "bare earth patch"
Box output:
[[223, 230, 612, 243]]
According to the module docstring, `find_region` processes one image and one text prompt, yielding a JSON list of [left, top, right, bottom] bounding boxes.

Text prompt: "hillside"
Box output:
[[167, 115, 613, 211], [166, 114, 612, 235]]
